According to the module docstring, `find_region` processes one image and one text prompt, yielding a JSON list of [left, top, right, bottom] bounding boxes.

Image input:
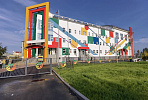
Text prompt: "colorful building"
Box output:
[[23, 2, 134, 62]]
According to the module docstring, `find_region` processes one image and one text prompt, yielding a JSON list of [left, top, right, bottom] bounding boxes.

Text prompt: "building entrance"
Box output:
[[79, 49, 87, 60]]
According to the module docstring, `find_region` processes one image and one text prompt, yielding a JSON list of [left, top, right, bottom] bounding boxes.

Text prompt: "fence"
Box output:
[[57, 56, 131, 68], [0, 58, 54, 78], [0, 56, 131, 78]]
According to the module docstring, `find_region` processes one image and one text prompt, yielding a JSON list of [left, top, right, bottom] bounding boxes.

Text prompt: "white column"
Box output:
[[36, 48, 38, 58]]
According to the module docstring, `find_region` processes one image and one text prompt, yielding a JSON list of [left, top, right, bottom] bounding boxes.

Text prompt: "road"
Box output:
[[0, 73, 79, 100]]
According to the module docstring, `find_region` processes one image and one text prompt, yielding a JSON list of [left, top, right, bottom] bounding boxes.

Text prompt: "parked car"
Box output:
[[137, 58, 142, 61]]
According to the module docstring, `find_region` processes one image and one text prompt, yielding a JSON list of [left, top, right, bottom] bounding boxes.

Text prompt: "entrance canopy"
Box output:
[[78, 47, 89, 49], [25, 45, 45, 49]]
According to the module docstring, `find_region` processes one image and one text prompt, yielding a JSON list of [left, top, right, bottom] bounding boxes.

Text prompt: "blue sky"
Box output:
[[0, 0, 148, 53]]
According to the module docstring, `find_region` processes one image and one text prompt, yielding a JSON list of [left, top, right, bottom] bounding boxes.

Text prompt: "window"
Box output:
[[48, 35, 53, 41], [93, 50, 95, 53], [129, 39, 131, 42], [96, 34, 97, 37], [88, 50, 90, 53], [75, 39, 76, 42], [37, 33, 41, 40], [38, 19, 42, 29], [79, 30, 81, 34], [110, 43, 111, 46], [69, 49, 71, 53], [63, 28, 65, 32], [63, 49, 66, 54], [105, 50, 107, 53], [83, 31, 86, 35], [103, 42, 104, 46], [89, 32, 90, 36], [83, 40, 86, 44], [55, 37, 59, 42], [125, 35, 127, 41], [63, 38, 65, 43], [96, 42, 98, 45], [75, 30, 76, 34], [100, 42, 101, 45], [48, 22, 53, 31], [100, 50, 102, 53], [92, 33, 93, 37], [74, 49, 76, 54], [120, 33, 123, 40], [82, 51, 85, 55], [79, 40, 81, 43], [69, 39, 71, 43], [116, 32, 119, 39], [69, 29, 71, 33], [96, 50, 98, 53], [51, 36, 53, 41]]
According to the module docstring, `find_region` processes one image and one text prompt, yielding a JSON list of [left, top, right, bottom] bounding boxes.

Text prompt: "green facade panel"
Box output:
[[123, 42, 130, 49], [32, 14, 37, 40], [110, 46, 115, 52], [50, 18, 59, 26], [32, 49, 35, 57], [101, 29, 105, 36], [62, 47, 70, 55], [88, 36, 93, 44]]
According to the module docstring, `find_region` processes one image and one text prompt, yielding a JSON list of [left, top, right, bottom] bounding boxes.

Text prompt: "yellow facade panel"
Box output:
[[81, 27, 87, 36]]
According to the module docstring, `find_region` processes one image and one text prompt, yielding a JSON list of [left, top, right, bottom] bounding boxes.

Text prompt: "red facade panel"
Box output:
[[109, 31, 113, 38], [78, 47, 89, 49], [48, 37, 62, 48]]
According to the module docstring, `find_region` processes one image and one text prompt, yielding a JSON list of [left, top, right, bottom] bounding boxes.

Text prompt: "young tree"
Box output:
[[137, 50, 140, 57], [0, 43, 7, 58]]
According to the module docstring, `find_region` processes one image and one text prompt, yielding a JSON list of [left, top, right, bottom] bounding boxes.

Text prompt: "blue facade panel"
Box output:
[[93, 37, 99, 44]]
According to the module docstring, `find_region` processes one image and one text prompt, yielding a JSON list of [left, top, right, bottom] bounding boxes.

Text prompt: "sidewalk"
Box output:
[[0, 73, 78, 100]]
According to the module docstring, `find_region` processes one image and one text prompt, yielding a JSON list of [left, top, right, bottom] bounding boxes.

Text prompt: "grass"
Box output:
[[53, 62, 148, 100]]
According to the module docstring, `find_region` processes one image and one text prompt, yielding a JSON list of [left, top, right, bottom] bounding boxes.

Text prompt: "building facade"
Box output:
[[23, 2, 134, 62]]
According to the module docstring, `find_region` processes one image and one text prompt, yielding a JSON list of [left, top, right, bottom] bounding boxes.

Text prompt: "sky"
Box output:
[[0, 0, 148, 53]]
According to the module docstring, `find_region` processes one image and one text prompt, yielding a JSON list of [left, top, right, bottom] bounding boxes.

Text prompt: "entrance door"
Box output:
[[38, 48, 41, 56], [79, 49, 86, 60]]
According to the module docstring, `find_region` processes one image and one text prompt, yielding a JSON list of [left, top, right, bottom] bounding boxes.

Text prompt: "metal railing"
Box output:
[[0, 58, 54, 78], [0, 56, 131, 78]]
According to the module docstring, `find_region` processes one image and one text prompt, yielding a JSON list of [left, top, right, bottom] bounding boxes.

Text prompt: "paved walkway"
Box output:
[[0, 73, 78, 100]]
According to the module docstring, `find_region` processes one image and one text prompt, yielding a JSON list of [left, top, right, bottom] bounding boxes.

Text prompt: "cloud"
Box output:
[[0, 15, 13, 22], [0, 29, 24, 52], [0, 30, 23, 44], [0, 7, 24, 29], [15, 30, 25, 35], [13, 0, 37, 6], [134, 38, 148, 43]]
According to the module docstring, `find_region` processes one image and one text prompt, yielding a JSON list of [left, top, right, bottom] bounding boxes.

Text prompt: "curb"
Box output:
[[53, 70, 89, 100]]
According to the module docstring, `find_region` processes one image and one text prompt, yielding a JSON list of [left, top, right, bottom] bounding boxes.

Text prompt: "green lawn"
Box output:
[[53, 62, 148, 100]]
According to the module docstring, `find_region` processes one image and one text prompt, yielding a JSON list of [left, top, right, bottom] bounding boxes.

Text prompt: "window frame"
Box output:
[[55, 37, 59, 42], [63, 28, 65, 32], [63, 38, 65, 43], [69, 29, 71, 33], [63, 49, 66, 54]]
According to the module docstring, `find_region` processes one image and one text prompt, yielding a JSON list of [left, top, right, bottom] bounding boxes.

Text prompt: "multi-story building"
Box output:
[[23, 2, 134, 62]]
